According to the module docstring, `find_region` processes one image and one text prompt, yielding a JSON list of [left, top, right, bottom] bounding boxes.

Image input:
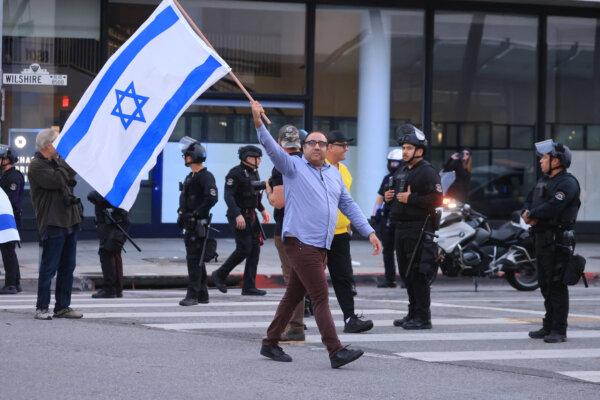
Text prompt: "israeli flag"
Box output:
[[0, 188, 19, 244], [54, 0, 230, 210]]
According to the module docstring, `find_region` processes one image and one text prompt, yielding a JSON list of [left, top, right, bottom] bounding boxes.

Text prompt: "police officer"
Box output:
[[0, 145, 24, 295], [177, 137, 218, 306], [373, 149, 403, 288], [88, 191, 130, 299], [522, 140, 580, 343], [386, 124, 442, 330], [212, 145, 270, 296]]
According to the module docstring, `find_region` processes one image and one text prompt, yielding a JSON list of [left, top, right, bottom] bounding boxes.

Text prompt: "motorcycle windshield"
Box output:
[[440, 171, 456, 195], [534, 139, 555, 157]]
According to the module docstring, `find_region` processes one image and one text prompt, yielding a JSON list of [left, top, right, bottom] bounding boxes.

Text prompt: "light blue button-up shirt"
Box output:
[[257, 124, 374, 250]]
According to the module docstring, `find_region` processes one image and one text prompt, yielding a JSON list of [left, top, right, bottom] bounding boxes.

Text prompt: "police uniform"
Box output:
[[88, 191, 129, 298], [213, 160, 265, 294], [390, 160, 442, 328], [178, 168, 218, 302], [524, 169, 580, 340], [0, 165, 24, 293], [376, 173, 397, 286]]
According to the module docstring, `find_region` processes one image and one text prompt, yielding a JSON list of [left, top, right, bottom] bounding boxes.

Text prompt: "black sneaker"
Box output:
[[544, 331, 567, 343], [91, 290, 116, 299], [377, 280, 397, 288], [16, 284, 23, 293], [211, 271, 227, 293], [402, 319, 432, 330], [344, 314, 374, 333], [260, 344, 292, 362], [330, 346, 364, 369], [241, 288, 267, 296], [393, 315, 412, 327], [179, 298, 198, 306], [198, 295, 209, 304], [0, 286, 18, 295], [528, 328, 550, 339]]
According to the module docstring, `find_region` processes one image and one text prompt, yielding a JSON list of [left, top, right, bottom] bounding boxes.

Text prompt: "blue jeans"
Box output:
[[36, 231, 78, 311]]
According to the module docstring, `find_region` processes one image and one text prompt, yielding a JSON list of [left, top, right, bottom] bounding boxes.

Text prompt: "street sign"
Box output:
[[8, 128, 42, 186], [2, 63, 67, 86]]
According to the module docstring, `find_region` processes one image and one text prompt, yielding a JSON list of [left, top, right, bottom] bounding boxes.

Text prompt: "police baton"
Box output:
[[405, 214, 438, 278], [198, 214, 219, 265], [104, 210, 142, 252]]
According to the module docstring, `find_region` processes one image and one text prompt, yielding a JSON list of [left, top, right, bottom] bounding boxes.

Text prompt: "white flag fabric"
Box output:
[[0, 188, 20, 244], [54, 0, 230, 210]]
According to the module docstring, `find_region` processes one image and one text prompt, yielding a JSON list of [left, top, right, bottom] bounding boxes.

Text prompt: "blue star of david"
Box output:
[[111, 82, 149, 129]]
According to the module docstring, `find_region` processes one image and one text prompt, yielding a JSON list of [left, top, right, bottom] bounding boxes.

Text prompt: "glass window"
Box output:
[[314, 7, 424, 143], [431, 12, 538, 218], [547, 17, 600, 150], [107, 0, 306, 95]]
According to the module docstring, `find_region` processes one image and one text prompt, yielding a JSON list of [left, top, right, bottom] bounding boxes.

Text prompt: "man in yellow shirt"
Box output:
[[326, 131, 374, 333]]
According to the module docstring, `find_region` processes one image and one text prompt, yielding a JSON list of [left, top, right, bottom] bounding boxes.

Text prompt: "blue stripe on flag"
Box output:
[[0, 214, 17, 231], [105, 55, 223, 206], [56, 5, 179, 159]]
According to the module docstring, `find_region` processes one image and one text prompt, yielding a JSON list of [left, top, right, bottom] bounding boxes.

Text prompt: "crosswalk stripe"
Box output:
[[84, 309, 394, 319], [143, 318, 525, 330], [396, 348, 600, 362], [556, 371, 600, 383], [304, 330, 600, 344]]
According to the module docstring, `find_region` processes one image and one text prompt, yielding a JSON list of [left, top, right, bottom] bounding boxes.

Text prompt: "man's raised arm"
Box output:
[[251, 101, 296, 176]]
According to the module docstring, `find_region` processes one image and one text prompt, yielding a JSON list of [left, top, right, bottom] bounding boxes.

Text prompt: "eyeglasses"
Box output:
[[305, 140, 328, 149], [331, 142, 349, 149]]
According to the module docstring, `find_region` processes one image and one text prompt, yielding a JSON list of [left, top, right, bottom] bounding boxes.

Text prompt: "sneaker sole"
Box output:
[[344, 322, 374, 334], [260, 349, 293, 362], [331, 350, 364, 369]]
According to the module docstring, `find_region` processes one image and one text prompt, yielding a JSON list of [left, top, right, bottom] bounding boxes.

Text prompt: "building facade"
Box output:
[[2, 0, 600, 239]]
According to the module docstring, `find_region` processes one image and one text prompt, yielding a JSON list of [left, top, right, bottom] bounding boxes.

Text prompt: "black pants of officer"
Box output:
[[184, 233, 209, 301], [327, 233, 356, 321], [99, 248, 124, 296], [1, 241, 21, 288], [381, 221, 397, 285], [216, 215, 260, 291], [534, 230, 569, 335], [395, 224, 436, 322]]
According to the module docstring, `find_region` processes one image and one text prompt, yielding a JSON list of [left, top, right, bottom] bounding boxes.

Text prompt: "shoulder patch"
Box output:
[[9, 183, 17, 191], [226, 178, 234, 186], [555, 191, 565, 201], [210, 188, 217, 196], [435, 184, 442, 193]]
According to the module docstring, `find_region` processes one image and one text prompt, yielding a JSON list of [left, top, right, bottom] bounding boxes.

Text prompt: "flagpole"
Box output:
[[172, 0, 272, 125]]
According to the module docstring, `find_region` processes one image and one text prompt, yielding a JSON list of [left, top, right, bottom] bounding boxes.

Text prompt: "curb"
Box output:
[[16, 271, 599, 291]]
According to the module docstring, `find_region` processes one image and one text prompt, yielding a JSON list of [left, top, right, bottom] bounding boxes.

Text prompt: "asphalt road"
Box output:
[[1, 280, 599, 400]]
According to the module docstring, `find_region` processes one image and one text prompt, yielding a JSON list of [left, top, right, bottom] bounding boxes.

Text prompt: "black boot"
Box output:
[[544, 331, 567, 343], [528, 328, 550, 339], [260, 344, 292, 362], [211, 270, 227, 293], [92, 289, 116, 299], [0, 286, 18, 295], [330, 346, 364, 369], [344, 315, 374, 333], [393, 315, 412, 327], [402, 319, 432, 330]]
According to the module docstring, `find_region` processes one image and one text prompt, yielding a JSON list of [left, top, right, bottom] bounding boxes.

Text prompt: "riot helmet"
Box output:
[[387, 148, 403, 173], [179, 136, 206, 166], [535, 139, 571, 169], [396, 124, 428, 149], [238, 145, 263, 161], [0, 145, 17, 165]]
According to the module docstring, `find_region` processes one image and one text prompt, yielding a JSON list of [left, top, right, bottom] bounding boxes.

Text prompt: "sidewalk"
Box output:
[[8, 238, 600, 290]]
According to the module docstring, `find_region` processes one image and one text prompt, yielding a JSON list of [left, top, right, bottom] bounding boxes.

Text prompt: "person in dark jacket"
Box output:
[[211, 145, 270, 296], [443, 147, 472, 203], [29, 128, 83, 320], [177, 136, 218, 306], [0, 145, 24, 295], [88, 191, 130, 299]]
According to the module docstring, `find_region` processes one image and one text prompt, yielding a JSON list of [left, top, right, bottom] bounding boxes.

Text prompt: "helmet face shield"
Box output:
[[0, 144, 9, 158], [179, 136, 197, 153], [413, 127, 426, 141], [535, 139, 555, 157]]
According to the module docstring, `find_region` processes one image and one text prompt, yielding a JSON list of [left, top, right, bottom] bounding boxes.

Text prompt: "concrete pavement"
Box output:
[[5, 238, 600, 291]]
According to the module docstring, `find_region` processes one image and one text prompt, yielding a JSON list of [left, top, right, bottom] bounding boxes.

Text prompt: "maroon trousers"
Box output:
[[263, 237, 342, 356]]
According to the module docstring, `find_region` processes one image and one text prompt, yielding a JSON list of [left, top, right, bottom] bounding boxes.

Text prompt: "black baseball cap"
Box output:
[[326, 130, 354, 144]]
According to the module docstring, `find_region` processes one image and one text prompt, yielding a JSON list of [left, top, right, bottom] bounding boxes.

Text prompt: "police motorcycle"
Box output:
[[433, 175, 538, 291]]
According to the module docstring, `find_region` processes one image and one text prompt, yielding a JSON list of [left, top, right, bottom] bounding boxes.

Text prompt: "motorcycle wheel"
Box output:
[[505, 263, 539, 291]]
